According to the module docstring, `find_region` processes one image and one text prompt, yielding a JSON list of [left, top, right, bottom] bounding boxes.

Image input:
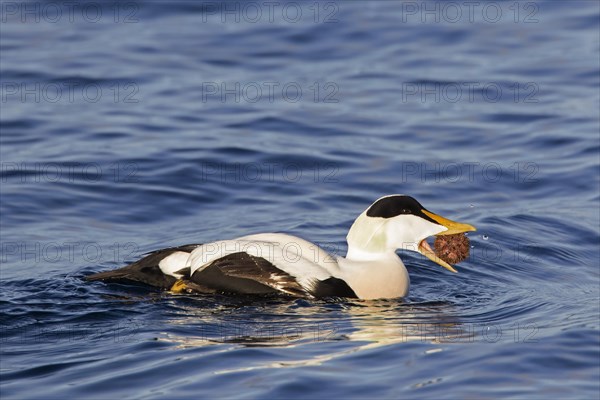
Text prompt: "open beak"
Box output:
[[418, 210, 476, 273]]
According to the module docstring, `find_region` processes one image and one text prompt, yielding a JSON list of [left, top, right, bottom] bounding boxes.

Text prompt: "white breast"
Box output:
[[336, 255, 410, 299]]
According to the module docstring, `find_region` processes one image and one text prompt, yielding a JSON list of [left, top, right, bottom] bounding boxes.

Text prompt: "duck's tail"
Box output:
[[85, 244, 201, 289]]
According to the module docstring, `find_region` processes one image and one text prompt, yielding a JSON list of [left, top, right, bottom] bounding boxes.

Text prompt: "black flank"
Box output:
[[311, 277, 358, 298]]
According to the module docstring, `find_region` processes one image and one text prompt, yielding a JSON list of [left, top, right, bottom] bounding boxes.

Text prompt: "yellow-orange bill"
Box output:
[[422, 210, 477, 235]]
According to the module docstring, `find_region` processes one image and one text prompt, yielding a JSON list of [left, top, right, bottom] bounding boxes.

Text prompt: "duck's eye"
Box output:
[[402, 209, 410, 214]]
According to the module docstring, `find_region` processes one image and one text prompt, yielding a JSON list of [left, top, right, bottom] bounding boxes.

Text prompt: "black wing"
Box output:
[[85, 244, 201, 288], [190, 252, 308, 296]]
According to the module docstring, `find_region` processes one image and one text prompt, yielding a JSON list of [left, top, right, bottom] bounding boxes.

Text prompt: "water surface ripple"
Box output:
[[1, 1, 599, 399]]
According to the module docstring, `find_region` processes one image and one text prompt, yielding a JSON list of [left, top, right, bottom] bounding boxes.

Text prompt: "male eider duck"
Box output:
[[86, 195, 476, 299]]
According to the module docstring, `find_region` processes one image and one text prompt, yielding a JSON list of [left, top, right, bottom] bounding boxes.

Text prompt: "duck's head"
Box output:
[[346, 195, 476, 271]]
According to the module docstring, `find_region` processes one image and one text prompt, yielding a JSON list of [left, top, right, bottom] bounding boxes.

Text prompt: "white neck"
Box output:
[[346, 212, 391, 255]]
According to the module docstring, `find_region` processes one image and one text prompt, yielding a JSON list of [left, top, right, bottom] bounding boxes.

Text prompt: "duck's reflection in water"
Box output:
[[155, 295, 473, 372]]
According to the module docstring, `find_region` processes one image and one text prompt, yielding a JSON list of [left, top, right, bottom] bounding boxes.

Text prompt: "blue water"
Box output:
[[1, 1, 599, 398]]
